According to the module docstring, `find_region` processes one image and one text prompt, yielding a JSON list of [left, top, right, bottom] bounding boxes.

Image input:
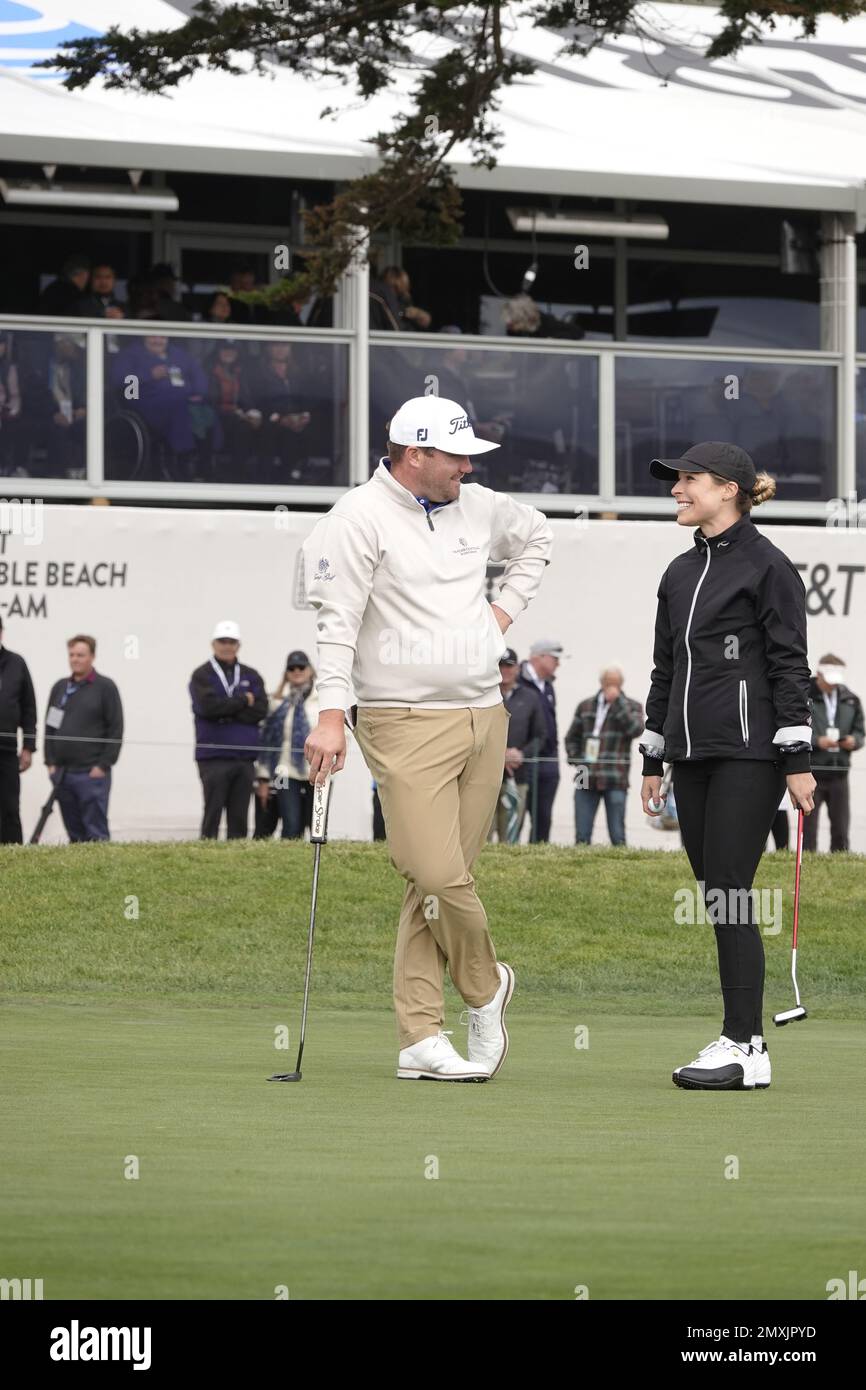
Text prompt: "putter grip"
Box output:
[[310, 777, 332, 843]]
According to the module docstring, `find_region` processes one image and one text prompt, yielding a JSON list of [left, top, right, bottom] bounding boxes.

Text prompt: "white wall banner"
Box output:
[[1, 503, 863, 850]]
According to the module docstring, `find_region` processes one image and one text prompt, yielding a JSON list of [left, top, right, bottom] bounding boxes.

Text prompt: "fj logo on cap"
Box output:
[[448, 416, 469, 434], [416, 427, 428, 442]]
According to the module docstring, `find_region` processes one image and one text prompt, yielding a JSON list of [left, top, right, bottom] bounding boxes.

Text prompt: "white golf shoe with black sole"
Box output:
[[750, 1036, 771, 1089], [673, 1035, 762, 1091], [397, 1030, 489, 1082], [464, 962, 515, 1078]]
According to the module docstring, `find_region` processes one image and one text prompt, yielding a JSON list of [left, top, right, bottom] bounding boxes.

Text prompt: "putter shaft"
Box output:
[[267, 776, 331, 1083]]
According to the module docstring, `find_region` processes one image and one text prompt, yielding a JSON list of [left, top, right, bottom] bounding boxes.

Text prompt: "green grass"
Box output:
[[2, 840, 865, 1015], [2, 841, 865, 1300]]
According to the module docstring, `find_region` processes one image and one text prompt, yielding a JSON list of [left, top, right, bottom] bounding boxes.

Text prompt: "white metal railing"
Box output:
[[0, 314, 857, 517]]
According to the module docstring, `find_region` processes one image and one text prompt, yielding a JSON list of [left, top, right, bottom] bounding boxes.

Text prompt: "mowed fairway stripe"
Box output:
[[1, 1001, 864, 1300]]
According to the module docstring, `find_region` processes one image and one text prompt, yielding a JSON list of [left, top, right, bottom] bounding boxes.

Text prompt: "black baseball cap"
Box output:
[[286, 650, 310, 668], [500, 648, 518, 666], [650, 442, 756, 490]]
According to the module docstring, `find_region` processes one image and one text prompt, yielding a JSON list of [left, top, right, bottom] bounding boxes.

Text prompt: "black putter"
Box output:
[[268, 774, 332, 1082], [774, 807, 809, 1027]]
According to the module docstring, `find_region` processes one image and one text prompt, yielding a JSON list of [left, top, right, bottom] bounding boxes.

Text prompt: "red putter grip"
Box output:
[[310, 777, 332, 844]]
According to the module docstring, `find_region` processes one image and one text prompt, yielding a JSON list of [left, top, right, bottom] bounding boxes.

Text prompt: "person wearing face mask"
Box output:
[[254, 651, 319, 840], [640, 442, 816, 1092], [802, 653, 864, 853]]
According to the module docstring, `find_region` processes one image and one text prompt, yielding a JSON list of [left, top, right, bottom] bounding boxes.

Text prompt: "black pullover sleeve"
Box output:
[[641, 572, 673, 776], [753, 554, 812, 775]]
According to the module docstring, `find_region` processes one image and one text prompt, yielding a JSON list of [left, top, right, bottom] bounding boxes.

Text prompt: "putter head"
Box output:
[[267, 1072, 303, 1082], [773, 1007, 808, 1027]]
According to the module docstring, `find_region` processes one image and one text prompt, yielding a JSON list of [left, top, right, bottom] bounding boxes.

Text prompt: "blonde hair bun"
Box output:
[[750, 472, 776, 507]]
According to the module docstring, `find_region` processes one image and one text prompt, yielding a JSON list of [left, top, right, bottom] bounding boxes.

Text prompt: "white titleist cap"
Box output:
[[213, 620, 241, 641], [388, 396, 500, 455]]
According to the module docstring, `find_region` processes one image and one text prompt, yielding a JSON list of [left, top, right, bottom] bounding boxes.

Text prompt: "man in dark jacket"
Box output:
[[369, 267, 431, 332], [190, 620, 268, 839], [37, 255, 91, 317], [0, 616, 37, 843], [491, 648, 547, 842], [565, 666, 644, 845], [82, 263, 126, 319], [246, 342, 312, 481], [517, 638, 564, 842], [803, 653, 864, 853], [45, 634, 123, 842]]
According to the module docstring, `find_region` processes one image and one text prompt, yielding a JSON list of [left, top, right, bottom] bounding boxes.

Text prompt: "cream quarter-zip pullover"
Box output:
[[302, 459, 553, 710]]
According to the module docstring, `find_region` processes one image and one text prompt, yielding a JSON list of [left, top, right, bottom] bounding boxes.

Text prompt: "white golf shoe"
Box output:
[[673, 1035, 759, 1090], [750, 1036, 772, 1089], [464, 963, 515, 1078], [397, 1030, 489, 1082]]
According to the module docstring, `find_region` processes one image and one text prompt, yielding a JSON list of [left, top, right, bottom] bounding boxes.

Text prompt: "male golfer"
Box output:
[[302, 396, 553, 1081]]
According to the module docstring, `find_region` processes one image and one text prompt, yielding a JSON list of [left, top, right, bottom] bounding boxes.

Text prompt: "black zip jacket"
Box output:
[[0, 646, 37, 755], [503, 682, 547, 786], [44, 672, 124, 770], [641, 514, 812, 776], [516, 667, 559, 768]]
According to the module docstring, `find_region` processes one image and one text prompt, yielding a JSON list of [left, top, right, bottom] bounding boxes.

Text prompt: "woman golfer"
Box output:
[[639, 442, 816, 1091]]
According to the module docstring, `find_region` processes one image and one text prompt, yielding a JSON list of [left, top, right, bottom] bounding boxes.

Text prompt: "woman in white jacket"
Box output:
[[255, 651, 318, 839]]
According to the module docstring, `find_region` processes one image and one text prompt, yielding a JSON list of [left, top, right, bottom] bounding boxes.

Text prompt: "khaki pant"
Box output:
[[353, 703, 508, 1048]]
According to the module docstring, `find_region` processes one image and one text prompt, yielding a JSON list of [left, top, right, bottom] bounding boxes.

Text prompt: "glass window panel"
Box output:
[[0, 327, 87, 480], [370, 341, 598, 494], [615, 357, 836, 501], [103, 333, 348, 486]]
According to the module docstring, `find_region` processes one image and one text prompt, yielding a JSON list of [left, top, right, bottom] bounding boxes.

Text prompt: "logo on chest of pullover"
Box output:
[[454, 535, 480, 556]]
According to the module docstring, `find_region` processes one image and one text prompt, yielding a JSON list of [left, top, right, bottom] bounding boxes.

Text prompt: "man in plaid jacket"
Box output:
[[565, 666, 644, 845]]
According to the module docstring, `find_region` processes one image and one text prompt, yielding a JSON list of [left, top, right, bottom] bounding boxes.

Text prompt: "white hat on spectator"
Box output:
[[529, 638, 565, 658], [388, 396, 499, 455], [213, 620, 241, 641]]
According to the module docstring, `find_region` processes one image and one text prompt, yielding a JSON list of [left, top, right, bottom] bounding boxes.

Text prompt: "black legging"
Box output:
[[673, 759, 786, 1044]]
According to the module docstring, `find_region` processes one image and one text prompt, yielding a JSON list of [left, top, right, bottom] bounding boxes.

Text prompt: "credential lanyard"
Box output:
[[61, 679, 88, 708], [210, 657, 241, 697]]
